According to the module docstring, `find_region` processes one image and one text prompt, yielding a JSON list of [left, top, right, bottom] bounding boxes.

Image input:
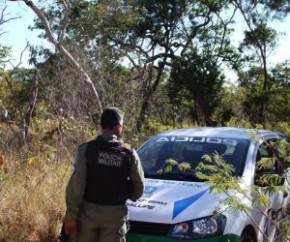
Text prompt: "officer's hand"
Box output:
[[64, 218, 77, 236]]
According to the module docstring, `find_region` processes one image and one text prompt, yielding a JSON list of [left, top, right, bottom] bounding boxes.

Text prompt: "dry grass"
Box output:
[[2, 118, 287, 241], [0, 157, 71, 241], [0, 116, 143, 242], [0, 119, 90, 242]]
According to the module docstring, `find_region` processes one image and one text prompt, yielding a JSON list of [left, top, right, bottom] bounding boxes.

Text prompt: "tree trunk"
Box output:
[[21, 0, 103, 113], [135, 61, 166, 133], [136, 88, 152, 133]]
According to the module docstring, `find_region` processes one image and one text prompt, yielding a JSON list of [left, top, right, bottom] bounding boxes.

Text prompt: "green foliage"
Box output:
[[127, 117, 174, 147], [259, 0, 290, 16], [157, 158, 195, 174], [2, 1, 290, 240], [271, 122, 290, 138], [19, 0, 290, 129], [0, 114, 101, 239], [0, 45, 10, 69], [144, 117, 172, 135], [195, 153, 242, 210], [235, 0, 285, 124], [167, 53, 225, 125], [243, 23, 277, 51], [226, 61, 290, 125], [157, 135, 290, 240], [278, 220, 290, 240], [0, 68, 37, 122]]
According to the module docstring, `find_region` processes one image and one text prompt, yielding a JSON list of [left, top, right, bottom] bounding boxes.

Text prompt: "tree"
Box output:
[[0, 0, 16, 69], [110, 0, 238, 131], [0, 1, 38, 144], [214, 84, 247, 125], [167, 52, 225, 126], [8, 0, 103, 113], [259, 0, 290, 17], [26, 0, 235, 131], [232, 0, 289, 125], [0, 68, 38, 144], [241, 23, 277, 124], [267, 61, 290, 123], [21, 0, 142, 125], [7, 0, 290, 131]]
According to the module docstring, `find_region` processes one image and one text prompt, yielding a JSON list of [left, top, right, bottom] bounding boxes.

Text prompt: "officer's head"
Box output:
[[100, 107, 124, 135]]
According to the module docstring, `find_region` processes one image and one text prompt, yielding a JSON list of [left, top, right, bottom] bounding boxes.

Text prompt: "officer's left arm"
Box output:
[[129, 149, 145, 201], [64, 143, 87, 221]]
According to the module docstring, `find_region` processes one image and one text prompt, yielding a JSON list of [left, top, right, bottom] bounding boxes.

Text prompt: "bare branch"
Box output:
[[15, 41, 29, 68], [13, 0, 103, 112], [57, 0, 72, 43], [0, 2, 20, 36]]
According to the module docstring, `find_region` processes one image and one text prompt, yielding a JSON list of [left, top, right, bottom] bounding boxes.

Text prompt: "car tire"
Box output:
[[240, 230, 257, 242]]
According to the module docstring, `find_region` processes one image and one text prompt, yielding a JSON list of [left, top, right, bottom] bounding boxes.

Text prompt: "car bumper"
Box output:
[[126, 233, 240, 242]]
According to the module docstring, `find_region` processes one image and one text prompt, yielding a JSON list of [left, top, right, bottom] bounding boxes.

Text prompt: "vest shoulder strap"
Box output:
[[86, 136, 133, 164]]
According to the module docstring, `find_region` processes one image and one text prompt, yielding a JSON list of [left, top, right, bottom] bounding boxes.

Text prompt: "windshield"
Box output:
[[137, 136, 250, 180]]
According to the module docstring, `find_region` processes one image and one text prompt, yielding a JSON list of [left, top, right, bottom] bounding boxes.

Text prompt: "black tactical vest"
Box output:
[[83, 136, 133, 205]]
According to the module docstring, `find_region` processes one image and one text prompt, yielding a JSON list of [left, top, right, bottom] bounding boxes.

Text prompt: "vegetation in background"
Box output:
[[0, 0, 290, 240], [0, 118, 94, 241]]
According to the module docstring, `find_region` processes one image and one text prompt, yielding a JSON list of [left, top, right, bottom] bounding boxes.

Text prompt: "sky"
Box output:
[[1, 1, 52, 68], [1, 1, 290, 79]]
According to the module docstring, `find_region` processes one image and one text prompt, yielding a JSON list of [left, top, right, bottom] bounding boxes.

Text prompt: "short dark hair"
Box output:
[[100, 107, 124, 129]]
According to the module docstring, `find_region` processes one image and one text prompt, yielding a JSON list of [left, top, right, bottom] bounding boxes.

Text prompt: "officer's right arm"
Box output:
[[129, 149, 145, 201], [64, 143, 87, 221]]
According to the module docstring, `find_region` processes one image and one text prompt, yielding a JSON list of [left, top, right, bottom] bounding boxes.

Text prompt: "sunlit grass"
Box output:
[[0, 120, 81, 241], [0, 118, 289, 241], [0, 158, 71, 241]]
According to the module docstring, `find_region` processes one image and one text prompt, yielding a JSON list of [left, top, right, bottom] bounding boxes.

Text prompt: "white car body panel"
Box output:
[[128, 127, 289, 242]]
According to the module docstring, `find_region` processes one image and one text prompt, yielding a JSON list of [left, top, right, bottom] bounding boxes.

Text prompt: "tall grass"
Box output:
[[0, 160, 70, 241], [0, 118, 289, 241], [0, 119, 92, 241]]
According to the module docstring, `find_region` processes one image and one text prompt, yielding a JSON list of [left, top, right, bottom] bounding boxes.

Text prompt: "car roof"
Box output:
[[152, 127, 285, 140]]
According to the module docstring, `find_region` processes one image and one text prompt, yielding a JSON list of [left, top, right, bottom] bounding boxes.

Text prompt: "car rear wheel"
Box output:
[[240, 229, 257, 242]]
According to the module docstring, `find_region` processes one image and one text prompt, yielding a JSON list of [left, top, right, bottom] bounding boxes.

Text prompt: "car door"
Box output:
[[254, 138, 289, 242]]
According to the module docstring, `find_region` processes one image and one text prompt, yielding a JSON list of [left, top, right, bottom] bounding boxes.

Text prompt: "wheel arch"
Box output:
[[240, 225, 257, 242]]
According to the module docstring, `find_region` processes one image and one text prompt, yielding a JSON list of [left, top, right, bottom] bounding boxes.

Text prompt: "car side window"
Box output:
[[254, 140, 284, 186]]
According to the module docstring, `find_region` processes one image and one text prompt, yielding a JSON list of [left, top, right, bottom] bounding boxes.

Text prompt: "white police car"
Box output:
[[126, 127, 290, 242]]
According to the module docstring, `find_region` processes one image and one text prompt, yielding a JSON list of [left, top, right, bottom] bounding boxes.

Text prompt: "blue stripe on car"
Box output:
[[173, 189, 208, 219]]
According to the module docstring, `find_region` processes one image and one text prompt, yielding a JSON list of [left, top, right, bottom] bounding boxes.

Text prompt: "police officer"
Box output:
[[63, 107, 145, 242]]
